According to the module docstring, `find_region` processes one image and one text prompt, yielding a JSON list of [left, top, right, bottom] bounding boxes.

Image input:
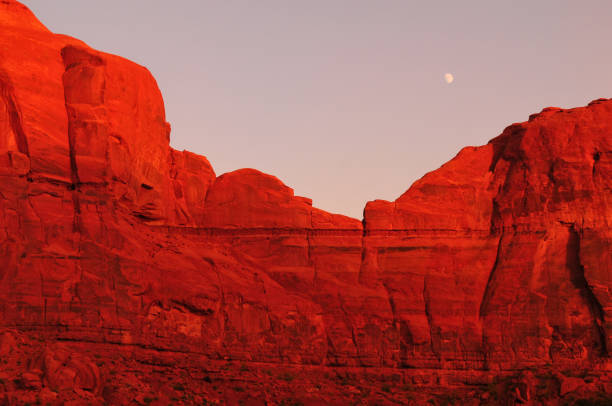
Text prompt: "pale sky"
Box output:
[[22, 1, 612, 219]]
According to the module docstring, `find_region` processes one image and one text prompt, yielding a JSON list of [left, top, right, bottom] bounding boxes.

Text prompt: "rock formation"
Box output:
[[0, 1, 611, 404]]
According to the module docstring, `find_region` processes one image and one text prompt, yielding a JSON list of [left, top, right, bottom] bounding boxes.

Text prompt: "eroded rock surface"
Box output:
[[1, 1, 611, 404]]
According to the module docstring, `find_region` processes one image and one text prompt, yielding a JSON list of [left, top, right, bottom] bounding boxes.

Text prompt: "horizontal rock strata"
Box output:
[[0, 1, 611, 404]]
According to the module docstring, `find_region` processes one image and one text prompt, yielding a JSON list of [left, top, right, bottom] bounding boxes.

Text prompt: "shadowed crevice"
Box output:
[[567, 226, 608, 356], [479, 231, 504, 318], [0, 72, 29, 157]]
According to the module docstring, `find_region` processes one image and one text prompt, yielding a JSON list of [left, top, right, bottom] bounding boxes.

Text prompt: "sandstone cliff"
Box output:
[[0, 1, 611, 404]]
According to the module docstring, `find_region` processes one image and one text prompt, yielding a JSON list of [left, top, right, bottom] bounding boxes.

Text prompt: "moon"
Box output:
[[444, 73, 454, 84]]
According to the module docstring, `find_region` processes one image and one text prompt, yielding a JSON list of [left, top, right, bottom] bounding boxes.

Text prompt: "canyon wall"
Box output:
[[0, 1, 610, 404]]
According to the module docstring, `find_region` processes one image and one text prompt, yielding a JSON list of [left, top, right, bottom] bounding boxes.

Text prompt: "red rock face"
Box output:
[[1, 1, 611, 404]]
